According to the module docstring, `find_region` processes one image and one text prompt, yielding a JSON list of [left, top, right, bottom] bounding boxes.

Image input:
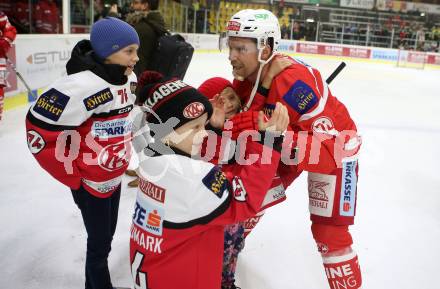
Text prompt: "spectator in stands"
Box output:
[[291, 21, 304, 40], [34, 0, 60, 33], [14, 0, 30, 33], [106, 2, 122, 19], [281, 23, 290, 39], [416, 26, 425, 51], [93, 0, 105, 22], [126, 0, 166, 77]]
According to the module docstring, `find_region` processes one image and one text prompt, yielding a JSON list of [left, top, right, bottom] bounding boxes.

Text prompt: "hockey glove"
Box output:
[[0, 38, 11, 56], [224, 110, 260, 140]]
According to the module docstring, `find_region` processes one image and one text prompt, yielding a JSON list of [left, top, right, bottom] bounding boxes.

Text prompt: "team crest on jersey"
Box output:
[[98, 141, 130, 171], [33, 88, 70, 121], [340, 161, 357, 217], [27, 130, 45, 154], [83, 88, 114, 111], [312, 116, 337, 136], [283, 80, 318, 114], [183, 102, 205, 119], [202, 167, 227, 198], [232, 176, 247, 202]]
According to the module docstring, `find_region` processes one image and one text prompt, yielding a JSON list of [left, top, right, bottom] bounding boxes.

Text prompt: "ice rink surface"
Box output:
[[1, 52, 439, 289]]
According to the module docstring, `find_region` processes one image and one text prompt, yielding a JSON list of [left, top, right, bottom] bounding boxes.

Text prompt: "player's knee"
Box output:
[[311, 223, 353, 254]]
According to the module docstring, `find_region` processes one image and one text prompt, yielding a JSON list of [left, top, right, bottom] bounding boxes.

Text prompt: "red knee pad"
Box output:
[[311, 223, 353, 254]]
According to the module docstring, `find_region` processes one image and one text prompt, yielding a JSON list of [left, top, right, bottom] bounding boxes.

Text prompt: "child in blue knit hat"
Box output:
[[25, 17, 139, 289]]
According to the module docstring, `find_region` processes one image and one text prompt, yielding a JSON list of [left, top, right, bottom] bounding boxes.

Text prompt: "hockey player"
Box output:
[[0, 11, 16, 122], [34, 0, 60, 33], [129, 75, 289, 289], [224, 9, 362, 289], [25, 17, 140, 289]]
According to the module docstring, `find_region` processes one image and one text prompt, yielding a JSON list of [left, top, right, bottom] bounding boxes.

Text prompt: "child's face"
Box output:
[[166, 113, 209, 156], [220, 87, 241, 119], [105, 44, 139, 75]]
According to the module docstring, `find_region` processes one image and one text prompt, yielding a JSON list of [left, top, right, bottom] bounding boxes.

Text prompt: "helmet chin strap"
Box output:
[[242, 48, 277, 111]]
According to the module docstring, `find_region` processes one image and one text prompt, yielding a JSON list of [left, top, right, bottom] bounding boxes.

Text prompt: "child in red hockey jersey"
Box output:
[[26, 17, 140, 289]]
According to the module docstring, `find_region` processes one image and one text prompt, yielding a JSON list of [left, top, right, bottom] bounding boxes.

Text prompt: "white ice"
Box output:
[[1, 52, 439, 289]]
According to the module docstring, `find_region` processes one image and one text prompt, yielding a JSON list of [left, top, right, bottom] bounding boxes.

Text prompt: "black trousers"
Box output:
[[72, 184, 121, 289]]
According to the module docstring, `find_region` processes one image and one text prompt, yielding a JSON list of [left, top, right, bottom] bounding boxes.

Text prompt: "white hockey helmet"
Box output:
[[226, 9, 281, 52]]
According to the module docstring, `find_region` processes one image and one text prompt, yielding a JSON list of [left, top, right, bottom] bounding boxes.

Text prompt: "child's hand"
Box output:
[[262, 56, 293, 89], [209, 94, 226, 128], [258, 102, 289, 133]]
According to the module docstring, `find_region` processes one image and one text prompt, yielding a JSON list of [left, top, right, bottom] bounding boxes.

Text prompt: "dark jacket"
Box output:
[[66, 40, 127, 85], [126, 10, 167, 76]]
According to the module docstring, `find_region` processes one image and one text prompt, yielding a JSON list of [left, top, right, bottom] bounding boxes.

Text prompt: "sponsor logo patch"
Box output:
[[27, 130, 45, 154], [308, 172, 336, 217], [183, 102, 205, 119], [33, 88, 70, 121], [133, 198, 164, 236], [255, 13, 269, 20], [202, 167, 227, 198], [139, 178, 166, 203], [282, 80, 318, 114], [227, 21, 241, 31], [340, 161, 357, 216], [91, 119, 133, 138], [83, 88, 114, 111]]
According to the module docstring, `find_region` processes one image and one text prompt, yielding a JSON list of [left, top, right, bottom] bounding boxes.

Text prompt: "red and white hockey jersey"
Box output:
[[26, 56, 137, 197], [234, 56, 361, 176], [130, 140, 281, 289]]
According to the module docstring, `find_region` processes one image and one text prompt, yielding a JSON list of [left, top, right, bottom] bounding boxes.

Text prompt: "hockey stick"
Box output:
[[326, 62, 346, 84], [5, 57, 36, 98]]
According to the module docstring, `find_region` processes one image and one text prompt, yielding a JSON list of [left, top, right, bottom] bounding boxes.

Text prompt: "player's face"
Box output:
[[105, 44, 139, 75], [131, 0, 148, 11], [220, 87, 241, 119], [228, 37, 259, 81], [167, 113, 209, 156]]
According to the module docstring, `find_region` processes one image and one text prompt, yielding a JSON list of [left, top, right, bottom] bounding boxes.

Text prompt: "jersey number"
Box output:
[[131, 251, 149, 289], [118, 88, 128, 104]]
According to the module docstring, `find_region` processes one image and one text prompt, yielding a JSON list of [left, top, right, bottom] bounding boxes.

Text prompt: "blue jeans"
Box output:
[[72, 184, 121, 289]]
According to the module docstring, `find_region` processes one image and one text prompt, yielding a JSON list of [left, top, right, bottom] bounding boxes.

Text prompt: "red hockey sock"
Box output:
[[322, 250, 362, 289]]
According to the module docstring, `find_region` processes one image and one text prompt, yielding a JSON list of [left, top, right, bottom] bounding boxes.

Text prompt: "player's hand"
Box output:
[[209, 94, 226, 128], [258, 102, 289, 133], [262, 55, 293, 89]]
